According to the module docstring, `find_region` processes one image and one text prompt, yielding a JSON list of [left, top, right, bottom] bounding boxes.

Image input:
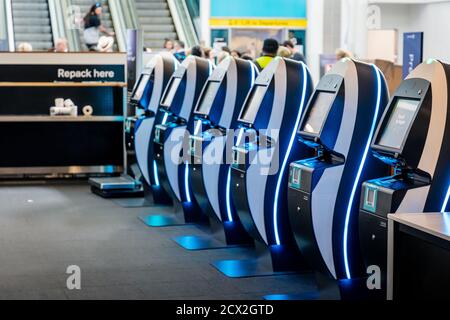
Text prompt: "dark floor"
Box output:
[[0, 183, 316, 300]]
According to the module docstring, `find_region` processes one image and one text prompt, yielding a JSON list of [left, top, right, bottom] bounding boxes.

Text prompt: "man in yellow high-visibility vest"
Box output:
[[255, 39, 279, 71]]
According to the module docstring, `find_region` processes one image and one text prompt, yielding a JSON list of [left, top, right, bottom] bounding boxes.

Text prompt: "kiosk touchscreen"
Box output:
[[141, 56, 213, 227], [285, 59, 390, 298], [131, 71, 152, 109], [173, 57, 258, 250], [90, 54, 179, 198], [212, 57, 314, 277], [359, 60, 450, 298]]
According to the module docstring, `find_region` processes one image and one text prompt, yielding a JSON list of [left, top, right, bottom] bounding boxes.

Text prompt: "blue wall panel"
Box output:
[[211, 0, 307, 19]]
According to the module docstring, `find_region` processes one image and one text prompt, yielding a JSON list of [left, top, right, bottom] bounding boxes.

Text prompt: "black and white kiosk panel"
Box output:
[[153, 56, 212, 208], [359, 60, 450, 296], [190, 57, 257, 223], [134, 54, 179, 188], [232, 58, 313, 248], [175, 57, 258, 250], [287, 59, 390, 282], [212, 58, 314, 277]]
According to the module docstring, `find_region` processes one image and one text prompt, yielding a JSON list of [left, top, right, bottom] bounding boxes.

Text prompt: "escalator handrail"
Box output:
[[167, 0, 199, 48], [4, 0, 15, 51], [108, 0, 127, 52]]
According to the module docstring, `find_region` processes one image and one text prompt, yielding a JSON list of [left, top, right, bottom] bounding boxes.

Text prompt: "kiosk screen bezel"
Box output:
[[195, 81, 222, 115], [131, 73, 152, 102], [238, 85, 267, 124], [160, 77, 182, 109], [299, 90, 336, 136], [375, 97, 421, 152]]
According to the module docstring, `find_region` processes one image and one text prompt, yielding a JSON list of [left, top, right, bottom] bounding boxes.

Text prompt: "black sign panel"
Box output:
[[0, 64, 126, 82]]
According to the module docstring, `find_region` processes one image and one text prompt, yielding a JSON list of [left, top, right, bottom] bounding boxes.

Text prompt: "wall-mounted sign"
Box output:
[[209, 19, 307, 28], [211, 29, 229, 46], [403, 32, 424, 79], [210, 0, 307, 28], [366, 5, 381, 30], [211, 0, 306, 18], [127, 29, 144, 91]]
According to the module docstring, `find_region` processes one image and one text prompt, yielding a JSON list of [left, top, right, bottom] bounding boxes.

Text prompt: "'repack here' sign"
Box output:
[[57, 68, 116, 80], [0, 64, 125, 82]]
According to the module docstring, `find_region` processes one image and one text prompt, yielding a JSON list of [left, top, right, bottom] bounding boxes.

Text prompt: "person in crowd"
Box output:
[[217, 51, 230, 64], [255, 38, 279, 70], [277, 46, 292, 58], [97, 36, 115, 52], [283, 40, 306, 63], [54, 38, 69, 53], [221, 46, 232, 54], [83, 2, 115, 51], [163, 39, 174, 52], [231, 50, 241, 59], [241, 54, 254, 61], [17, 42, 33, 52], [190, 45, 204, 58], [173, 40, 186, 62], [336, 48, 353, 60], [203, 47, 214, 62]]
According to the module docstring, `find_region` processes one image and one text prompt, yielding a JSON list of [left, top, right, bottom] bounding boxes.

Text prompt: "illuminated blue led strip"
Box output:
[[208, 60, 214, 76], [441, 185, 450, 213], [272, 63, 309, 246], [236, 127, 245, 146], [184, 162, 191, 203], [225, 168, 234, 222], [162, 112, 169, 125], [194, 120, 202, 135], [153, 160, 160, 187], [248, 61, 257, 85], [171, 55, 179, 70], [224, 63, 256, 223], [343, 65, 383, 279]]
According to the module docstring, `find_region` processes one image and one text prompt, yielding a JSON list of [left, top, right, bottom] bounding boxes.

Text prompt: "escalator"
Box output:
[[135, 0, 177, 50], [70, 0, 117, 51], [11, 0, 53, 51]]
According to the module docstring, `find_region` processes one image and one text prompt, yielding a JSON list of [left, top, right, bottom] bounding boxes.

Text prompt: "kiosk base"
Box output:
[[139, 214, 190, 227], [173, 220, 254, 251], [212, 244, 309, 278], [212, 259, 298, 278], [173, 235, 248, 251], [139, 201, 208, 228], [264, 274, 379, 300]]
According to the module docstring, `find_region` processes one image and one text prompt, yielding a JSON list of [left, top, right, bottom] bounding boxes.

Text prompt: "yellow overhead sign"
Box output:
[[209, 18, 307, 28]]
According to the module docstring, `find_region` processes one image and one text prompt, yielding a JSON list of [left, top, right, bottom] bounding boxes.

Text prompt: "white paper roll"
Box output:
[[83, 105, 94, 116], [64, 99, 75, 108], [50, 107, 73, 116], [55, 98, 65, 108]]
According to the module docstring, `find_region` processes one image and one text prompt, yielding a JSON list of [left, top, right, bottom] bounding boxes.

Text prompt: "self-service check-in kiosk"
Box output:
[[359, 60, 450, 298], [133, 54, 179, 203], [212, 57, 314, 277], [90, 53, 179, 198], [172, 57, 258, 250], [140, 56, 213, 227], [274, 59, 390, 299]]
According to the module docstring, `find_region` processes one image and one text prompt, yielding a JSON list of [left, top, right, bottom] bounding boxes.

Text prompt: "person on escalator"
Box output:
[[83, 2, 115, 51]]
